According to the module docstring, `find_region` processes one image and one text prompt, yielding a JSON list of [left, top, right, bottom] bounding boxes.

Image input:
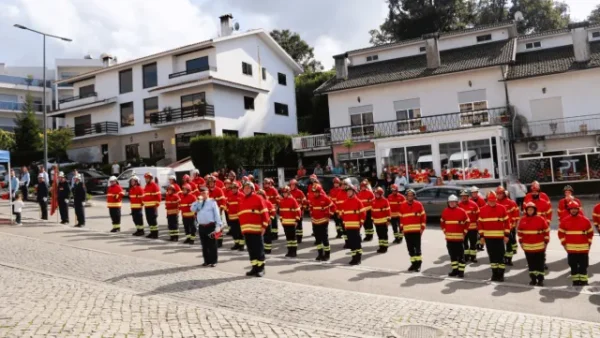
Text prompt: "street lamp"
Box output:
[[13, 24, 72, 171]]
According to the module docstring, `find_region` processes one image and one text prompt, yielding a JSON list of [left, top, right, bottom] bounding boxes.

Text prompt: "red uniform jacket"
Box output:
[[264, 186, 280, 206], [279, 196, 301, 226], [341, 195, 365, 230], [440, 207, 469, 242], [290, 188, 306, 209], [458, 200, 480, 230], [398, 201, 426, 234], [526, 197, 552, 222], [497, 197, 520, 227], [471, 195, 486, 208], [192, 177, 206, 189], [478, 204, 510, 239], [143, 181, 161, 208], [558, 197, 583, 220], [593, 203, 600, 232], [329, 187, 341, 209], [225, 191, 244, 221], [335, 189, 348, 216], [107, 184, 124, 208], [388, 192, 406, 218], [215, 179, 225, 189], [517, 214, 549, 253], [238, 193, 270, 235], [129, 185, 144, 210], [209, 186, 226, 210], [357, 189, 375, 212], [265, 199, 276, 220], [309, 194, 335, 225], [165, 192, 180, 215], [523, 192, 550, 209], [170, 183, 182, 196], [558, 213, 593, 253], [179, 193, 197, 218], [371, 197, 391, 225]]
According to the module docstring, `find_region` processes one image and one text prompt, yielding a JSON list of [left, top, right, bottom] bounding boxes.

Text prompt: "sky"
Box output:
[[0, 0, 597, 71]]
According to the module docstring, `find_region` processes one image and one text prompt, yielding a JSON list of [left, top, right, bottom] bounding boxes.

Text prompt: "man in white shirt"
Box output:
[[394, 171, 408, 193], [111, 161, 120, 176], [191, 187, 222, 267]]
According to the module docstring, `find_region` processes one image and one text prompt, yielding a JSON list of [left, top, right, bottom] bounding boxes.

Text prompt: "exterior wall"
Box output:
[[514, 135, 597, 155], [64, 104, 115, 128], [173, 49, 216, 74], [327, 67, 507, 128], [517, 33, 572, 53], [332, 142, 374, 162], [438, 28, 510, 50]]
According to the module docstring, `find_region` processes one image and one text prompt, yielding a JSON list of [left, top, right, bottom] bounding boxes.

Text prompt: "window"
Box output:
[[242, 62, 253, 76], [262, 67, 267, 80], [419, 46, 426, 53], [525, 41, 542, 49], [350, 112, 374, 137], [396, 108, 422, 133], [278, 72, 287, 86], [366, 55, 379, 62], [592, 31, 600, 39], [119, 69, 133, 94], [79, 85, 95, 98], [120, 102, 134, 127], [416, 188, 438, 200], [476, 34, 492, 43], [149, 140, 165, 159], [222, 129, 239, 138], [254, 132, 267, 136], [181, 92, 205, 113], [143, 97, 158, 124], [142, 63, 157, 88], [125, 144, 139, 159], [274, 102, 289, 116], [74, 115, 91, 137], [244, 96, 255, 110], [118, 169, 134, 181], [459, 101, 489, 126], [186, 56, 209, 72]]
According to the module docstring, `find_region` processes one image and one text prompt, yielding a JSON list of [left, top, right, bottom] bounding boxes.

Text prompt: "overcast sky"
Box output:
[[1, 0, 597, 71]]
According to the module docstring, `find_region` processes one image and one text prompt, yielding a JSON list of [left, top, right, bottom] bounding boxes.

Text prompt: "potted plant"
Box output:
[[419, 125, 427, 132], [549, 122, 558, 134], [580, 123, 588, 133], [95, 123, 102, 134], [163, 106, 172, 122]]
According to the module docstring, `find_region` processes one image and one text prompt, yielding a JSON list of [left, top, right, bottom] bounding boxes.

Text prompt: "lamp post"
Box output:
[[13, 24, 72, 171]]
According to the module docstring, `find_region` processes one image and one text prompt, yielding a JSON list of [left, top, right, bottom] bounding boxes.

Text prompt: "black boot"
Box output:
[[265, 249, 272, 254], [170, 235, 178, 242], [529, 275, 537, 286], [355, 252, 362, 265], [183, 237, 192, 244], [217, 239, 223, 248], [477, 244, 484, 251], [414, 261, 422, 272], [343, 241, 349, 249], [146, 231, 158, 239], [349, 255, 359, 265], [506, 257, 514, 266], [457, 270, 465, 278], [297, 235, 303, 244], [491, 269, 498, 281], [285, 247, 293, 257], [271, 233, 279, 241], [408, 261, 417, 272], [255, 265, 265, 278], [336, 231, 343, 239], [376, 246, 385, 253], [238, 244, 245, 251], [230, 243, 240, 250], [448, 269, 459, 277], [315, 249, 324, 261], [497, 269, 505, 282], [110, 228, 120, 233], [363, 234, 373, 242], [393, 237, 401, 244], [536, 275, 544, 287], [132, 229, 144, 236], [245, 266, 258, 277], [323, 251, 330, 261], [471, 255, 478, 263], [289, 247, 297, 258]]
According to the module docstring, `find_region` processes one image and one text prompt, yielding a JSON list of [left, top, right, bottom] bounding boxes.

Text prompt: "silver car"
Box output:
[[415, 186, 465, 218]]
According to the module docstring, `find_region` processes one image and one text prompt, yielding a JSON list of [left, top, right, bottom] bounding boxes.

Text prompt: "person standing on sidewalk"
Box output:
[[164, 185, 180, 241], [226, 182, 245, 251], [308, 184, 335, 261], [239, 182, 270, 277], [440, 195, 470, 278], [495, 186, 519, 266], [20, 166, 30, 201], [179, 184, 197, 244], [559, 200, 594, 286], [263, 178, 281, 240], [72, 174, 86, 227], [458, 190, 480, 263], [518, 202, 550, 286], [207, 175, 226, 248], [289, 179, 306, 243], [399, 189, 426, 272], [329, 178, 343, 239], [57, 172, 71, 225], [557, 185, 583, 220], [36, 173, 49, 220], [256, 189, 276, 254], [371, 187, 391, 253], [388, 184, 406, 244], [508, 178, 527, 209], [143, 172, 161, 239], [191, 186, 223, 267], [106, 176, 124, 233], [341, 184, 365, 265], [279, 186, 301, 258], [129, 176, 145, 236], [478, 191, 510, 282], [358, 180, 375, 242], [13, 193, 24, 225], [336, 179, 350, 248]]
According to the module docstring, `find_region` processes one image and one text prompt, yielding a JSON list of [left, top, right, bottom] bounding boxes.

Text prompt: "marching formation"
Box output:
[[95, 170, 595, 284]]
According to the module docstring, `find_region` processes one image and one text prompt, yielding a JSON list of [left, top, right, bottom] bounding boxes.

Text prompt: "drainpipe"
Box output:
[[501, 64, 518, 178]]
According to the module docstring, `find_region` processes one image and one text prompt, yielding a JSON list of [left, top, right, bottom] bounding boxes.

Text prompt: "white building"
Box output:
[[295, 21, 600, 192], [52, 14, 302, 165]]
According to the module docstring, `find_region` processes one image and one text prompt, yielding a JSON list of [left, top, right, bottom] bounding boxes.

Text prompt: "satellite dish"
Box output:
[[234, 22, 240, 31], [514, 11, 524, 22]]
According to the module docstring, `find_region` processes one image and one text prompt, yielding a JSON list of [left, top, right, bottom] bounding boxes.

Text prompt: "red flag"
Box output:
[[50, 165, 59, 216]]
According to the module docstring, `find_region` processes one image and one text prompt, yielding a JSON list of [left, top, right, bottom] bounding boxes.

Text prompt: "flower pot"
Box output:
[[419, 126, 427, 132], [580, 124, 588, 133]]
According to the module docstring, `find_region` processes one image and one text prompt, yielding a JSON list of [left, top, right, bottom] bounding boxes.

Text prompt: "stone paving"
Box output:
[[0, 232, 599, 337]]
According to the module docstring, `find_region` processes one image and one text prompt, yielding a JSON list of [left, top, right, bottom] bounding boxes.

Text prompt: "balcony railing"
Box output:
[[71, 121, 118, 138], [149, 104, 215, 126], [518, 114, 600, 140], [328, 106, 510, 144], [169, 66, 217, 79], [58, 92, 97, 104], [292, 134, 331, 151], [0, 74, 51, 88], [0, 101, 45, 112]]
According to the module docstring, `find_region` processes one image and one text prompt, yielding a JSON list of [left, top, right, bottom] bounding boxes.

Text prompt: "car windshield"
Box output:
[[83, 170, 105, 178]]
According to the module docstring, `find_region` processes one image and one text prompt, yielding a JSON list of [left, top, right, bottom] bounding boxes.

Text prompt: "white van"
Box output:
[[417, 154, 448, 170], [117, 167, 175, 195], [449, 150, 494, 174]]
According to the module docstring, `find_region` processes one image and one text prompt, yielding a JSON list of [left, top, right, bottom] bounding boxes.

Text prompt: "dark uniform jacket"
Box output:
[[58, 181, 71, 200], [73, 182, 87, 203], [37, 182, 48, 202]]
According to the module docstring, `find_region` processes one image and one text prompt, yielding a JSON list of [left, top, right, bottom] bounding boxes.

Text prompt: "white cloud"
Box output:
[[313, 35, 344, 70]]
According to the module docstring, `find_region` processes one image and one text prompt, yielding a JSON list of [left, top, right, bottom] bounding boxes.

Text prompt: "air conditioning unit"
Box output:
[[527, 141, 545, 153], [595, 135, 600, 147]]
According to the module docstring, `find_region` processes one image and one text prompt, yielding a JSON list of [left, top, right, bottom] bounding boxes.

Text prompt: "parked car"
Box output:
[[32, 158, 78, 170], [80, 170, 109, 194], [117, 167, 175, 195], [414, 185, 465, 218], [295, 175, 360, 195]]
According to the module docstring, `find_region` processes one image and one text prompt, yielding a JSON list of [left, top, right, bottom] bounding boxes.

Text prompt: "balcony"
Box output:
[[51, 94, 117, 117], [168, 66, 217, 79], [58, 92, 97, 104], [71, 121, 118, 139], [0, 74, 51, 89], [517, 114, 600, 141], [292, 134, 331, 151], [150, 104, 215, 126], [328, 106, 510, 144], [0, 101, 46, 113]]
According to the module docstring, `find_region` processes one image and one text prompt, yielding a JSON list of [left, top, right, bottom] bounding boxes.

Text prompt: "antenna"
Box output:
[[514, 11, 524, 22], [234, 22, 240, 31]]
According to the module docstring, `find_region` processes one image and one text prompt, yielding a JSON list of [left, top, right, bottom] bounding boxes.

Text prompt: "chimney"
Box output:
[[569, 22, 590, 63], [220, 14, 233, 37], [333, 53, 348, 80], [100, 53, 113, 67], [422, 33, 441, 69]]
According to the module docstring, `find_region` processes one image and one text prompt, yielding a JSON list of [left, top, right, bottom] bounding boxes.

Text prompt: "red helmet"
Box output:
[[333, 177, 341, 184], [375, 187, 384, 195], [182, 183, 191, 191], [289, 179, 297, 186], [312, 184, 323, 193], [360, 180, 368, 187], [183, 174, 190, 181], [144, 172, 153, 178], [167, 185, 175, 191], [390, 184, 399, 191], [281, 186, 291, 193], [487, 191, 497, 202], [495, 186, 506, 194], [567, 200, 580, 210], [524, 202, 536, 210]]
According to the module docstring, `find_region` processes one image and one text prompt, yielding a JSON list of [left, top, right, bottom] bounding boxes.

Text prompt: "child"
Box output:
[[13, 193, 24, 225]]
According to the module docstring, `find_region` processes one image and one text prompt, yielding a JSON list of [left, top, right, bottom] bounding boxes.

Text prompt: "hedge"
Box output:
[[189, 135, 296, 173]]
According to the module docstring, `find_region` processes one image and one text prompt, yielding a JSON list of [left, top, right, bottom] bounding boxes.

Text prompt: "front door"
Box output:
[[101, 144, 109, 164], [175, 130, 211, 160]]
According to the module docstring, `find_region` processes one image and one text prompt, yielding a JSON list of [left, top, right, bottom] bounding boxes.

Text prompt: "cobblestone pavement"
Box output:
[[0, 232, 599, 337]]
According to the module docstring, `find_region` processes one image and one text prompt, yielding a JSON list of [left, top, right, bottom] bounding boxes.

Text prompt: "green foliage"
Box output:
[[343, 139, 355, 150], [0, 130, 15, 150], [510, 0, 569, 34], [14, 93, 42, 153], [295, 71, 335, 134], [270, 29, 324, 73], [48, 128, 74, 159], [189, 135, 295, 173], [588, 4, 600, 25]]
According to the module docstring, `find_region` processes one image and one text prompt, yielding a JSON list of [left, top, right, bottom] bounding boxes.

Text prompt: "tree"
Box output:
[[270, 29, 324, 73], [0, 130, 15, 150], [295, 71, 335, 134], [509, 0, 569, 34], [475, 0, 509, 25], [588, 4, 600, 25], [13, 93, 43, 153], [48, 128, 74, 159]]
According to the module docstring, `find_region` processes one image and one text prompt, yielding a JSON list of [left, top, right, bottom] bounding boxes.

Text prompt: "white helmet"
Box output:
[[109, 176, 117, 182], [38, 173, 45, 179], [130, 175, 139, 182], [471, 186, 479, 192], [168, 175, 176, 181], [190, 169, 199, 176], [448, 194, 458, 202], [58, 171, 65, 178], [74, 174, 82, 180], [343, 178, 352, 186]]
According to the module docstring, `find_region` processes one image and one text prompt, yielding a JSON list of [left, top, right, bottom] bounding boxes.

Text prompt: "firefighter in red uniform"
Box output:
[[309, 184, 335, 261], [470, 186, 486, 208], [518, 202, 550, 286], [239, 182, 270, 277], [226, 182, 245, 250], [495, 186, 519, 265], [107, 176, 124, 232], [306, 174, 318, 202], [191, 169, 205, 191], [458, 189, 480, 262], [329, 177, 344, 238], [557, 185, 583, 220], [213, 173, 225, 189], [559, 200, 594, 286], [593, 202, 600, 234], [371, 187, 391, 253], [168, 175, 181, 196], [388, 184, 406, 244], [180, 184, 198, 244], [399, 189, 426, 272], [358, 180, 375, 241], [341, 184, 366, 265], [440, 195, 470, 277], [289, 179, 307, 243], [142, 172, 161, 239], [256, 189, 276, 254], [247, 174, 260, 191], [478, 191, 511, 282], [336, 179, 350, 248], [182, 174, 197, 197], [263, 178, 281, 240], [523, 181, 550, 209], [279, 186, 302, 257], [129, 176, 145, 236], [207, 175, 226, 248], [165, 185, 180, 241]]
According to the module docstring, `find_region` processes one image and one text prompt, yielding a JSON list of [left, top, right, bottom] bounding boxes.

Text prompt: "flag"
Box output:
[[50, 165, 59, 216]]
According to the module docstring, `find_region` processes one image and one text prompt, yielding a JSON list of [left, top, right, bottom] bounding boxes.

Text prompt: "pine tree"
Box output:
[[14, 93, 43, 153]]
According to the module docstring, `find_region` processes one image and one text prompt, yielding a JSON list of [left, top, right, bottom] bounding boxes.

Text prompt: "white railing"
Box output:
[[292, 134, 331, 151]]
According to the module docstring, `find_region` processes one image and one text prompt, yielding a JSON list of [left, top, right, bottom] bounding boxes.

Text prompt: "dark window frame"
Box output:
[[149, 140, 165, 159], [254, 132, 267, 136], [186, 56, 209, 72], [143, 97, 159, 124], [419, 46, 426, 53], [125, 144, 139, 159], [120, 102, 134, 127], [119, 69, 133, 94], [277, 72, 287, 86], [274, 102, 289, 116], [593, 31, 600, 38], [79, 84, 95, 98], [180, 92, 206, 113], [222, 129, 239, 138], [476, 34, 492, 43], [142, 63, 157, 89], [242, 62, 253, 76], [262, 67, 267, 80], [244, 96, 255, 110]]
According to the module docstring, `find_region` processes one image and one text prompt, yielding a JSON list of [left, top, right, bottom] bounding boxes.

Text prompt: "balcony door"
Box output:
[[79, 84, 95, 98], [186, 56, 209, 73], [74, 115, 91, 137], [181, 92, 206, 115]]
